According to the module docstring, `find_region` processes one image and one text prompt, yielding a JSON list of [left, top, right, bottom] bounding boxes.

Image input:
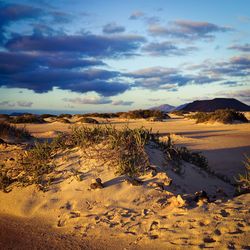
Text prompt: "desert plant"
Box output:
[[171, 110, 186, 116], [58, 113, 72, 119], [40, 114, 57, 119], [78, 117, 99, 124], [189, 109, 248, 124], [55, 117, 71, 123], [9, 114, 45, 124], [120, 109, 170, 119], [235, 156, 250, 194], [68, 125, 151, 176], [0, 169, 14, 192], [0, 121, 31, 140], [151, 134, 208, 174]]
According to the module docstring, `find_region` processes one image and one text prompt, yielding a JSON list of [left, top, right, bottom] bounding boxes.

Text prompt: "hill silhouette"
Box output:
[[181, 98, 250, 112]]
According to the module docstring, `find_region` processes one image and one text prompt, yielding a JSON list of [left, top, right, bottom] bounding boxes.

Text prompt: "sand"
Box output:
[[0, 117, 249, 249]]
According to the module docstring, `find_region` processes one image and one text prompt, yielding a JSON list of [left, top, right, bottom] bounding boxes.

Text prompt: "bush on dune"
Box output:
[[235, 156, 250, 194], [78, 113, 118, 119], [121, 109, 170, 119], [58, 114, 72, 119], [0, 124, 209, 192], [189, 109, 248, 124], [78, 117, 99, 124], [0, 121, 31, 140], [40, 114, 57, 119], [171, 110, 187, 116], [9, 114, 45, 124]]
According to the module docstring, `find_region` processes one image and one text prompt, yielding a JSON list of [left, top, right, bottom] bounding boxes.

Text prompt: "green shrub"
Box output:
[[78, 113, 118, 118], [121, 109, 170, 119], [9, 114, 45, 124], [69, 125, 151, 176], [152, 134, 208, 174], [78, 117, 99, 124], [189, 109, 248, 124], [235, 156, 250, 194], [55, 117, 71, 123], [0, 114, 10, 120], [58, 114, 72, 119], [40, 114, 57, 119], [0, 121, 31, 140], [171, 110, 187, 116]]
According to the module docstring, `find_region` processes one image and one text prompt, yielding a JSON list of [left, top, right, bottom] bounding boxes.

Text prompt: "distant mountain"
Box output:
[[181, 98, 250, 112], [174, 103, 190, 111], [150, 104, 176, 112]]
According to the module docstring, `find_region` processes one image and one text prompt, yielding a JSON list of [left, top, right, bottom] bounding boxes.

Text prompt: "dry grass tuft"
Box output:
[[0, 121, 31, 140], [189, 109, 248, 124]]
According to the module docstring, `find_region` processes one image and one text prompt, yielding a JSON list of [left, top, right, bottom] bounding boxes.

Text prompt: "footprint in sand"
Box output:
[[69, 211, 81, 218], [199, 219, 211, 226], [203, 236, 216, 243], [60, 201, 73, 210], [149, 221, 159, 231], [220, 209, 230, 217]]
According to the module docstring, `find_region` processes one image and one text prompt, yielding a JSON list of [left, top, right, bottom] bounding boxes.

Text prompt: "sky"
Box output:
[[0, 0, 249, 113]]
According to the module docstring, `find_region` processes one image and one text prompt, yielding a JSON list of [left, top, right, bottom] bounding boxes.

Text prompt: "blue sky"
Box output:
[[0, 0, 249, 112]]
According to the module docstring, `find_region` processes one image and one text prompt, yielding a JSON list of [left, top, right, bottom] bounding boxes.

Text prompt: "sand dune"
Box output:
[[1, 117, 249, 249]]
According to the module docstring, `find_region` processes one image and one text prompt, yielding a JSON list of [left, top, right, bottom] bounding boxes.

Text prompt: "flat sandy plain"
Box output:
[[0, 115, 249, 249]]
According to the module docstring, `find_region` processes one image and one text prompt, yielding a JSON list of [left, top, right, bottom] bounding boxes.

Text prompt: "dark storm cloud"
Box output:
[[228, 43, 250, 52], [0, 68, 130, 96], [0, 51, 105, 74], [142, 41, 197, 56], [0, 2, 43, 42], [148, 20, 233, 40], [103, 22, 125, 34], [0, 2, 43, 28], [5, 33, 146, 58]]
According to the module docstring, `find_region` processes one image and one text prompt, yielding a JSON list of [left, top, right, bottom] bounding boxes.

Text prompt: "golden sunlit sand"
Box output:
[[0, 115, 249, 249]]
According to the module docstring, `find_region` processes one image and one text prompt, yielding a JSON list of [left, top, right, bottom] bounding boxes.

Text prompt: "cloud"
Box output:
[[215, 89, 250, 103], [0, 101, 15, 107], [0, 100, 32, 107], [0, 2, 43, 28], [142, 41, 197, 56], [127, 67, 221, 90], [201, 56, 250, 77], [0, 68, 130, 96], [221, 81, 244, 87], [228, 44, 250, 52], [63, 96, 112, 105], [5, 33, 145, 58], [103, 22, 125, 34], [0, 51, 105, 74], [17, 101, 33, 107], [148, 20, 233, 40], [0, 2, 43, 42], [129, 11, 145, 20], [112, 100, 134, 106]]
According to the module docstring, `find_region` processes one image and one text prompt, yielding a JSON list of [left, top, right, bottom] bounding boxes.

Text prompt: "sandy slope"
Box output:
[[0, 117, 249, 249], [19, 116, 250, 181]]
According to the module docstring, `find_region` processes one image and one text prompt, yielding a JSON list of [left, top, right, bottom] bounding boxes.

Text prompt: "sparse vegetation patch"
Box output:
[[9, 114, 45, 124], [189, 109, 248, 124], [0, 121, 31, 140], [0, 124, 210, 192], [235, 156, 250, 194]]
